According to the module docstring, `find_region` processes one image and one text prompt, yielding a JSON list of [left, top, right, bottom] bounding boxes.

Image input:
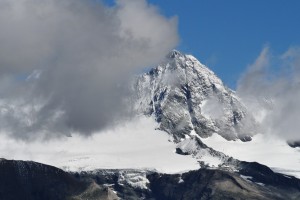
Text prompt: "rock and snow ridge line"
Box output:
[[134, 50, 257, 142]]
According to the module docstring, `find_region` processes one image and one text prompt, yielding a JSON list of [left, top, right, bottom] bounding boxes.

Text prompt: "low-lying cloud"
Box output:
[[0, 0, 178, 140], [238, 46, 300, 141]]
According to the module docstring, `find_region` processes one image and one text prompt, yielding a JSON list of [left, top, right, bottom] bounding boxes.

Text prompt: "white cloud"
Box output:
[[0, 0, 179, 139], [238, 46, 300, 141], [0, 116, 199, 173]]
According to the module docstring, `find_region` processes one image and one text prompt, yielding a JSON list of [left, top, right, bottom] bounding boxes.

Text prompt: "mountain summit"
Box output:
[[134, 50, 257, 141]]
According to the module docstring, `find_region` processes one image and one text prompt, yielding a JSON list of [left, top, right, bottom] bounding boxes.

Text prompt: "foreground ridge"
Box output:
[[1, 159, 300, 200]]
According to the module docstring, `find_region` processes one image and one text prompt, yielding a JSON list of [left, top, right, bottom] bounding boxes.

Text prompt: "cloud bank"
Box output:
[[0, 0, 178, 139], [238, 46, 300, 141]]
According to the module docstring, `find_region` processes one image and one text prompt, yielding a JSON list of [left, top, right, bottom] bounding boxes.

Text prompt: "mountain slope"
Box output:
[[0, 159, 119, 200], [1, 159, 300, 200], [134, 50, 257, 141], [76, 163, 300, 200]]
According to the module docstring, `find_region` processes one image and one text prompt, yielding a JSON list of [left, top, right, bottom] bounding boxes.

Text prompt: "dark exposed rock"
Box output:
[[0, 159, 119, 200], [147, 168, 300, 200], [78, 169, 153, 200], [287, 140, 300, 148], [175, 148, 190, 155], [1, 159, 300, 200], [239, 161, 300, 191], [77, 165, 300, 200]]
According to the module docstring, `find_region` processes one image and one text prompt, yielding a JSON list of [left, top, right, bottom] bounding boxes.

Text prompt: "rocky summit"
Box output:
[[134, 50, 257, 141]]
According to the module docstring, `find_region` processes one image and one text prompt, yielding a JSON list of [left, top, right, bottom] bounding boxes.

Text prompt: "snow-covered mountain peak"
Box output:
[[134, 50, 257, 142], [167, 49, 183, 59], [154, 50, 225, 91]]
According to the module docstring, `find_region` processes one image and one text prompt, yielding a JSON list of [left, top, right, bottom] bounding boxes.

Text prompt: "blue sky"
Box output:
[[104, 0, 300, 88]]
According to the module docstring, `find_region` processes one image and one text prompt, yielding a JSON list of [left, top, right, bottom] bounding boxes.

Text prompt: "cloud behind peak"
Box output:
[[0, 0, 178, 140]]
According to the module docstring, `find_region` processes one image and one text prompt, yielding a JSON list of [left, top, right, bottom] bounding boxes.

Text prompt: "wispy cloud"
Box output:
[[238, 46, 300, 141], [0, 0, 178, 140]]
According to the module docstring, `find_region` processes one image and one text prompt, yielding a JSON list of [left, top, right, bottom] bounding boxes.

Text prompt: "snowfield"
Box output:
[[202, 133, 300, 178], [0, 115, 299, 178], [0, 116, 199, 173]]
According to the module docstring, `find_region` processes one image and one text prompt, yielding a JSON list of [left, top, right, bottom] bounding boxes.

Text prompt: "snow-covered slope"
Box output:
[[176, 135, 236, 169], [0, 116, 199, 173], [202, 133, 300, 178], [134, 50, 257, 141]]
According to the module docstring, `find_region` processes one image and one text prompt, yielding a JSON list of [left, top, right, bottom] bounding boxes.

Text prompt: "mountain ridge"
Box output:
[[134, 50, 257, 142], [1, 158, 300, 200]]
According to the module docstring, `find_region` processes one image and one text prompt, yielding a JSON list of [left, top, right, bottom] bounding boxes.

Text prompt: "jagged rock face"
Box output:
[[134, 50, 257, 141]]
